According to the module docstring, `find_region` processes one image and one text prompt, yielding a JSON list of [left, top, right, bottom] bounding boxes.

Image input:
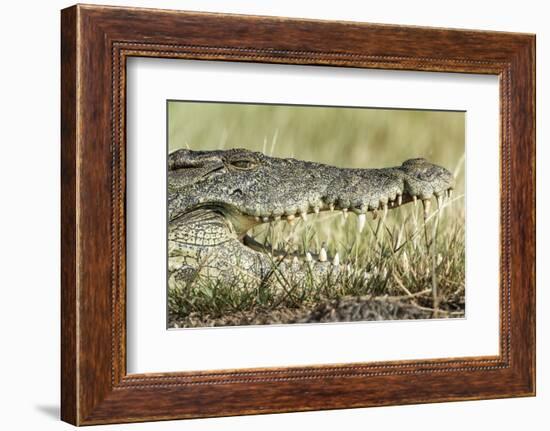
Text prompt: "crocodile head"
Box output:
[[168, 149, 454, 286], [168, 149, 454, 277], [169, 148, 453, 226]]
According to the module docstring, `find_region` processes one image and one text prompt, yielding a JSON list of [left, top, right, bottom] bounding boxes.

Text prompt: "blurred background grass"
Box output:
[[168, 101, 465, 194]]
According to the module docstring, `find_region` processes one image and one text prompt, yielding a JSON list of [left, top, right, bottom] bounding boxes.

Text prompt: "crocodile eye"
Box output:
[[228, 159, 256, 170]]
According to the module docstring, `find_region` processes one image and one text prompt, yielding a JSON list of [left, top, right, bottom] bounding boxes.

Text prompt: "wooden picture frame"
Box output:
[[61, 4, 535, 425]]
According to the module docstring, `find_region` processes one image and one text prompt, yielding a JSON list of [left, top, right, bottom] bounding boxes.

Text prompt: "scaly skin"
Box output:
[[168, 148, 454, 286]]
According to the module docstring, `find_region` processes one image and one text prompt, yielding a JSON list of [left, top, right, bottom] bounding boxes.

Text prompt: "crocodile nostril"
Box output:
[[231, 189, 243, 197]]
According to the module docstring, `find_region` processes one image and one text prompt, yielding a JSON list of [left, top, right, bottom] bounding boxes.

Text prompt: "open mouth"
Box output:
[[215, 187, 454, 267]]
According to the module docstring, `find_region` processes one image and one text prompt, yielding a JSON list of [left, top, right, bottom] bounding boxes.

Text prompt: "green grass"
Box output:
[[167, 102, 465, 328]]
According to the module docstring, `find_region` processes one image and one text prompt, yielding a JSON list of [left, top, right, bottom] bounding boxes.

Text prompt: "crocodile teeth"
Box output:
[[372, 210, 378, 220], [319, 247, 327, 262], [413, 195, 418, 206], [397, 194, 402, 206], [422, 199, 431, 218], [314, 207, 320, 214], [306, 252, 313, 262], [262, 216, 270, 223], [333, 252, 340, 266], [300, 212, 308, 222], [292, 256, 299, 265], [340, 209, 349, 226], [357, 213, 366, 233], [436, 195, 443, 209], [329, 204, 335, 211], [255, 216, 261, 221], [382, 203, 388, 220], [448, 189, 453, 199]]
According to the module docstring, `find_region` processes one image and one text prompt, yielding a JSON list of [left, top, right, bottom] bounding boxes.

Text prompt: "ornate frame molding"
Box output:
[[61, 5, 535, 425]]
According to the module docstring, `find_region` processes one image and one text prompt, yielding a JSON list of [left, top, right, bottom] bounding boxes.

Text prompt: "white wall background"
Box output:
[[0, 0, 546, 429]]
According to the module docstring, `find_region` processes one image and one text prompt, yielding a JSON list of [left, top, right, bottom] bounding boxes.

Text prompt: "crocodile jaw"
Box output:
[[206, 187, 454, 240], [184, 184, 452, 272]]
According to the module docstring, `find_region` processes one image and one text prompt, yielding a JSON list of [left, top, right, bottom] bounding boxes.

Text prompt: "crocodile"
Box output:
[[168, 148, 454, 288]]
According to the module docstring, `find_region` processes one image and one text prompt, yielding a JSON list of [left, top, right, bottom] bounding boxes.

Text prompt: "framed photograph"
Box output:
[[164, 100, 464, 330], [61, 4, 535, 425]]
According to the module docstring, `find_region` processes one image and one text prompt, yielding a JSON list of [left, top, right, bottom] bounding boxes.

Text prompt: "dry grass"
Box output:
[[168, 200, 465, 327]]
